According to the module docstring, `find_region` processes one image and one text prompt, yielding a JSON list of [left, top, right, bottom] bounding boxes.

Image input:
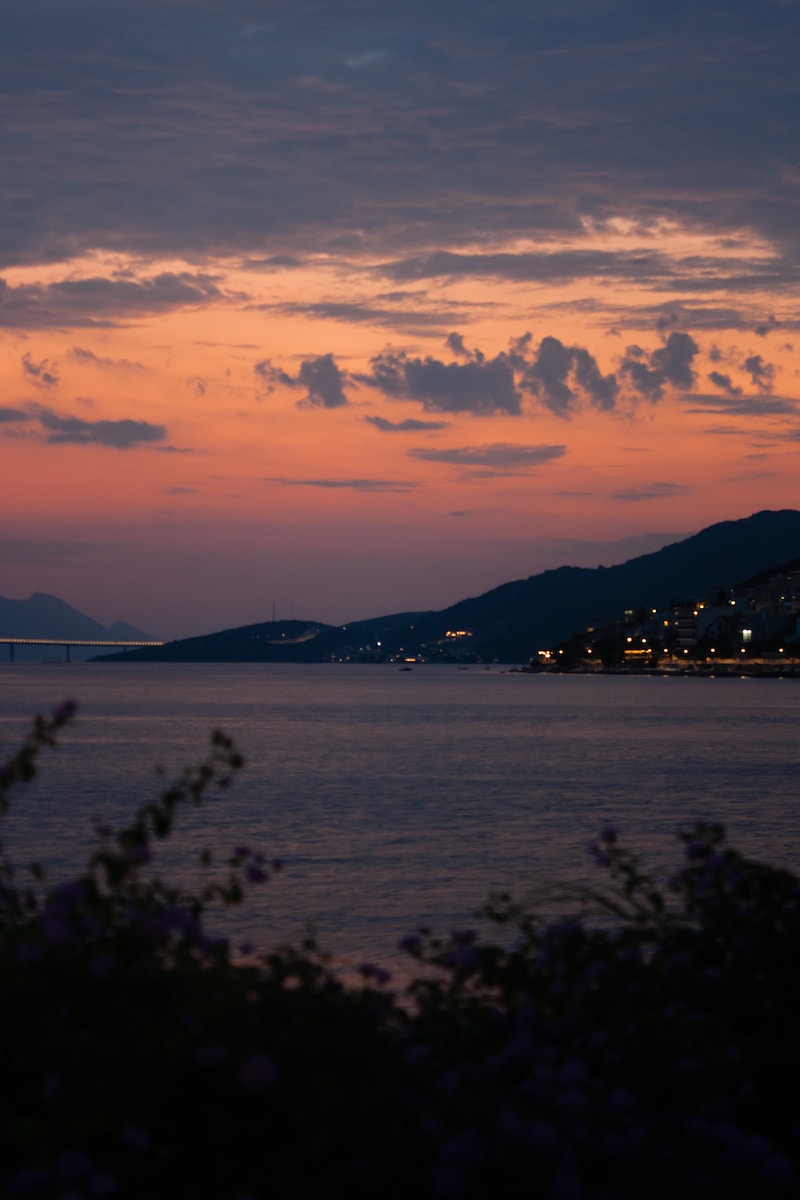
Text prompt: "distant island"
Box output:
[[85, 509, 800, 666]]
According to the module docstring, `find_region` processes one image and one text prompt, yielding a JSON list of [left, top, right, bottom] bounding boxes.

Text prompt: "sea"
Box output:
[[0, 662, 798, 973]]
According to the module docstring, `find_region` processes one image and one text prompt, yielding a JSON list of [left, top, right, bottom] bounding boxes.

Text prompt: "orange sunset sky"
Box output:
[[1, 0, 799, 638]]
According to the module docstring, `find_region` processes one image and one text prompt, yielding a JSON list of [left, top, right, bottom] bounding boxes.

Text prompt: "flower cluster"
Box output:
[[0, 706, 799, 1198]]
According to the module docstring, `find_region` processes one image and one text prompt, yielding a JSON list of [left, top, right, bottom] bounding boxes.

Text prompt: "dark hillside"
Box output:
[[94, 510, 800, 664]]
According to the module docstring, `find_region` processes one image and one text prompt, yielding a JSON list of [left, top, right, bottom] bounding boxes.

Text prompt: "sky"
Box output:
[[1, 0, 799, 639]]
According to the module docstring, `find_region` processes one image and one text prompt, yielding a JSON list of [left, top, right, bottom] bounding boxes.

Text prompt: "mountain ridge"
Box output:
[[92, 509, 800, 664], [0, 593, 152, 661]]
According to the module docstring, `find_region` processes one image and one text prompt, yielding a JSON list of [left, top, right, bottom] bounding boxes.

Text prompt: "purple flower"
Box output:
[[191, 1043, 226, 1069], [55, 1150, 92, 1184], [119, 1126, 150, 1152], [50, 880, 89, 908], [607, 1089, 634, 1113], [41, 915, 75, 947], [16, 943, 44, 967], [558, 1059, 587, 1085], [589, 843, 610, 868], [450, 945, 479, 974], [398, 934, 421, 955], [403, 1042, 430, 1064], [558, 1087, 588, 1114], [551, 1170, 583, 1200], [88, 1173, 119, 1198], [762, 1153, 796, 1188], [358, 963, 392, 986], [526, 1120, 560, 1154], [239, 1052, 278, 1096], [5, 1167, 50, 1196], [431, 1166, 468, 1199], [89, 952, 120, 980], [245, 864, 267, 885], [51, 700, 78, 725], [438, 1129, 486, 1168], [496, 1108, 526, 1142]]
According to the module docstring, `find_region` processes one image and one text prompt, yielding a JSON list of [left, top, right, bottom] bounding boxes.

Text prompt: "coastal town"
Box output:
[[536, 561, 800, 675]]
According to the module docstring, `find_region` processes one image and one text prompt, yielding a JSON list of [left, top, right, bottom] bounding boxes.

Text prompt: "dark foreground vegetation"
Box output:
[[1, 705, 799, 1199]]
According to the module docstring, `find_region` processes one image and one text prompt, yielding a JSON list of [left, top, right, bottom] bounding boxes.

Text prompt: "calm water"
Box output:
[[0, 663, 798, 968]]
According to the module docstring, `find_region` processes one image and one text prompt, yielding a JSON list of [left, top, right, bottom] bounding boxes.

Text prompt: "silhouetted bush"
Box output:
[[1, 704, 798, 1198]]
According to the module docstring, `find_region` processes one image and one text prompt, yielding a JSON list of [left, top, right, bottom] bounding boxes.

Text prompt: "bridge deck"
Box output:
[[0, 637, 163, 661], [0, 638, 163, 647]]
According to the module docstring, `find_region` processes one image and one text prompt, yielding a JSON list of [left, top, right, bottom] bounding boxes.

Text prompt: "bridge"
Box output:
[[0, 638, 164, 663]]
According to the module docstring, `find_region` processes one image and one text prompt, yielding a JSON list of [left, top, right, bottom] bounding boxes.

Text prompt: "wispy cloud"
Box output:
[[267, 476, 419, 493], [681, 393, 797, 417], [611, 482, 689, 502], [33, 407, 167, 449], [408, 442, 566, 477], [71, 346, 146, 371], [21, 353, 59, 387], [364, 415, 449, 433], [0, 273, 238, 329]]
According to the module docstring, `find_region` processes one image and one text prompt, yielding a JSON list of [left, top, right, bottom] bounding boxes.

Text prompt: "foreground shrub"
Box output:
[[0, 704, 798, 1198]]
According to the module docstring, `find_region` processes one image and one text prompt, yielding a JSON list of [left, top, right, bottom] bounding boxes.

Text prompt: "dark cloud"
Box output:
[[379, 249, 668, 284], [364, 415, 448, 432], [744, 354, 776, 392], [21, 352, 59, 387], [708, 371, 742, 397], [358, 349, 522, 415], [0, 406, 27, 423], [607, 303, 794, 335], [71, 346, 146, 371], [522, 336, 616, 417], [611, 482, 690, 502], [680, 393, 797, 417], [380, 247, 800, 296], [267, 476, 418, 493], [255, 354, 350, 408], [754, 315, 780, 338], [260, 299, 462, 334], [651, 332, 698, 389], [407, 443, 566, 476], [34, 408, 167, 448], [620, 354, 667, 401], [241, 256, 306, 272], [445, 332, 470, 359], [620, 332, 699, 401], [0, 1, 796, 276], [0, 273, 234, 329], [278, 328, 709, 421]]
